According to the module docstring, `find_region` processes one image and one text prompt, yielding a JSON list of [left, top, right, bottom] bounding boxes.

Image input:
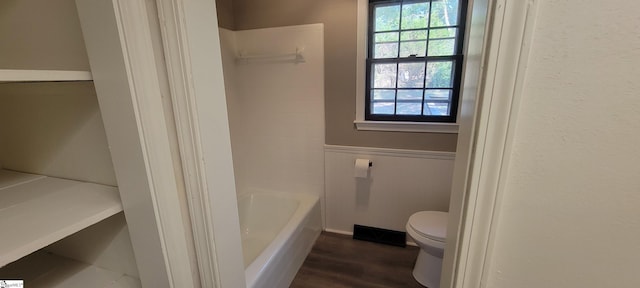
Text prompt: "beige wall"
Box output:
[[225, 0, 458, 151], [486, 0, 640, 287], [215, 0, 235, 30], [0, 0, 90, 70]]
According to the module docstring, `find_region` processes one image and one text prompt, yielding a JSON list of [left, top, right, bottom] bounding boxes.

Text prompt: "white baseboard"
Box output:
[[323, 228, 353, 236], [322, 228, 417, 247]]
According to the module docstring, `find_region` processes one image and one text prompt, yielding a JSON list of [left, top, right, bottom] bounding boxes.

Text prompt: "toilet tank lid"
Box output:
[[409, 211, 448, 242]]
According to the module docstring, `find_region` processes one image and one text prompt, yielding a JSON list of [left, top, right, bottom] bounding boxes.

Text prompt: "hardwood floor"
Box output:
[[290, 232, 425, 288]]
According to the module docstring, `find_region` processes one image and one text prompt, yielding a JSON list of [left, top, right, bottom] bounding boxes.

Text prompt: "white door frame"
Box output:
[[444, 1, 540, 287], [76, 0, 201, 287], [142, 0, 542, 287], [154, 0, 247, 288]]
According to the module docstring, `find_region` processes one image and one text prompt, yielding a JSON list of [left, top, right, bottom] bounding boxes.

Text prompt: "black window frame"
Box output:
[[365, 0, 468, 123]]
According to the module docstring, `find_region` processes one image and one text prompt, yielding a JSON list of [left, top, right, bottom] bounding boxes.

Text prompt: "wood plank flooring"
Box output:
[[290, 232, 425, 288]]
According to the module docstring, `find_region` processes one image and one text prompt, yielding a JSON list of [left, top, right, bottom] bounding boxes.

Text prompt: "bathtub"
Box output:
[[237, 190, 322, 288]]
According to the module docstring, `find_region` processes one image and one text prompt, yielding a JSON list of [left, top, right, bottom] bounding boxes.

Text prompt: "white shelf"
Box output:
[[105, 275, 142, 288], [0, 170, 123, 267], [0, 251, 141, 288], [0, 69, 92, 82], [0, 169, 46, 189]]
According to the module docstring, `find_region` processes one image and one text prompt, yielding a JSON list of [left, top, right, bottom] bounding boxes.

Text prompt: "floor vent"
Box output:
[[353, 224, 406, 247]]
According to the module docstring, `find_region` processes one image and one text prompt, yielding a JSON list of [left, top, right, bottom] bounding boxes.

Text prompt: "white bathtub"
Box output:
[[237, 190, 322, 288]]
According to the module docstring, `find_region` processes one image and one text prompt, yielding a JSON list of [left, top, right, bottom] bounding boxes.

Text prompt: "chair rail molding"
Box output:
[[324, 145, 456, 160]]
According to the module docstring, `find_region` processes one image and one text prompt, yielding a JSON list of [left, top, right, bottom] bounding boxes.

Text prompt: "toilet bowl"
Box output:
[[406, 211, 448, 288]]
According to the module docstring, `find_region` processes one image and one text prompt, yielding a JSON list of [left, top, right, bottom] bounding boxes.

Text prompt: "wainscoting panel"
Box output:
[[324, 145, 455, 234]]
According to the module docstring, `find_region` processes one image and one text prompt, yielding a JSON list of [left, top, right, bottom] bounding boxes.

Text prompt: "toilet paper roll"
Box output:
[[354, 158, 370, 178]]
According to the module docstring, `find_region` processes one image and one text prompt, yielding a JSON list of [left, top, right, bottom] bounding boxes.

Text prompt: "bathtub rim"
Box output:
[[237, 190, 320, 287]]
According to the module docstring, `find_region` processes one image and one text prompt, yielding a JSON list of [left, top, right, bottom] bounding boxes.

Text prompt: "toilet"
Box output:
[[406, 211, 448, 288]]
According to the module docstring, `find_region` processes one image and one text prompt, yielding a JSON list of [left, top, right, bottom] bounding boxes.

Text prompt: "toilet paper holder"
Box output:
[[354, 158, 373, 178]]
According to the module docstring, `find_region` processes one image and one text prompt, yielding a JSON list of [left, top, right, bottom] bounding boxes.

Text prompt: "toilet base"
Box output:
[[412, 249, 443, 288]]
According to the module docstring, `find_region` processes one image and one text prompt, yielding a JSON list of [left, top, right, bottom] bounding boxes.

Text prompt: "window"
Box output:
[[366, 0, 467, 123]]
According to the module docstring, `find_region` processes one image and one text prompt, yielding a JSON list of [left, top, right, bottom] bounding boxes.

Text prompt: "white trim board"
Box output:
[[355, 0, 366, 123], [155, 0, 247, 287], [440, 0, 494, 286], [448, 1, 541, 288], [323, 228, 353, 237], [155, 0, 224, 287], [0, 69, 92, 82], [325, 145, 456, 160], [354, 120, 459, 133], [76, 0, 198, 287]]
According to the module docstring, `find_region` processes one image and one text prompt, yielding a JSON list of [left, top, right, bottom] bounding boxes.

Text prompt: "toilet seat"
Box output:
[[408, 211, 447, 243]]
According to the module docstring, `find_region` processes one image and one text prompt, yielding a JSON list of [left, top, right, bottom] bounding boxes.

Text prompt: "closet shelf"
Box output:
[[0, 69, 92, 82], [0, 251, 141, 288], [0, 170, 122, 267]]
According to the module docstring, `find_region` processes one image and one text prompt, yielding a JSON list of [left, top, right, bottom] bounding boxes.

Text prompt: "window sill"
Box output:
[[354, 120, 459, 133]]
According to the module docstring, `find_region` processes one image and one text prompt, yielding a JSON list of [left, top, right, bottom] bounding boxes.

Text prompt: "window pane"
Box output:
[[430, 0, 459, 27], [401, 2, 429, 29], [372, 102, 395, 114], [424, 101, 450, 116], [399, 30, 428, 57], [400, 41, 427, 57], [397, 89, 423, 100], [425, 61, 453, 88], [372, 90, 396, 100], [425, 89, 452, 100], [401, 30, 428, 41], [397, 62, 425, 88], [428, 39, 455, 56], [372, 63, 397, 88], [397, 102, 422, 115], [375, 5, 400, 32], [375, 43, 399, 58], [429, 28, 457, 39], [368, 0, 463, 122], [375, 32, 399, 42]]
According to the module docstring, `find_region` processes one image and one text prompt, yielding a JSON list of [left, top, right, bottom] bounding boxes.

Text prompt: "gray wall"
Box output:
[[221, 0, 457, 151]]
